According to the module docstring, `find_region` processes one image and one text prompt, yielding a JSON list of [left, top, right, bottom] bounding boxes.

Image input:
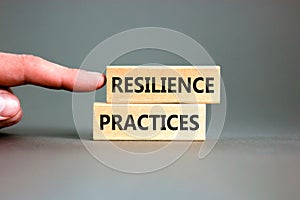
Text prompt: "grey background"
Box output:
[[0, 0, 300, 199]]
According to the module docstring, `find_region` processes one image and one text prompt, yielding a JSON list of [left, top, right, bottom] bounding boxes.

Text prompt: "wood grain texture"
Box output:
[[106, 66, 220, 104], [93, 103, 206, 140]]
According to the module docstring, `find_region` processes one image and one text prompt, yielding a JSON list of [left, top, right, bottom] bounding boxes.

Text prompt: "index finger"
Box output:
[[0, 52, 106, 92]]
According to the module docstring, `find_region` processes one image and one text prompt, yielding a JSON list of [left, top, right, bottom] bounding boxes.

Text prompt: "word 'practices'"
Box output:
[[93, 103, 206, 140]]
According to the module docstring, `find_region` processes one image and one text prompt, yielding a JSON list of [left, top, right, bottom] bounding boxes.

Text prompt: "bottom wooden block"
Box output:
[[93, 103, 206, 140]]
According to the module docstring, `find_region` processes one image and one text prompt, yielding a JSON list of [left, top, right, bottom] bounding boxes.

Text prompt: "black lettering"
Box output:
[[134, 77, 144, 93], [152, 77, 160, 93], [190, 115, 199, 130], [161, 77, 167, 93], [160, 115, 167, 130], [100, 115, 110, 130], [112, 114, 123, 130], [149, 115, 160, 130], [178, 77, 191, 93], [145, 77, 151, 93], [124, 115, 137, 130], [137, 114, 148, 130], [112, 77, 123, 92], [167, 115, 178, 130], [124, 77, 133, 93], [193, 77, 204, 93], [168, 77, 177, 93], [179, 115, 189, 130], [206, 77, 214, 93]]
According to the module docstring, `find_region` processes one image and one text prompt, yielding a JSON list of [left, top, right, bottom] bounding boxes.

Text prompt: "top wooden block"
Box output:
[[106, 66, 220, 104]]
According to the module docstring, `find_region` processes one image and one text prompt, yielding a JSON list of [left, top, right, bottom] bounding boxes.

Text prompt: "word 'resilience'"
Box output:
[[112, 76, 215, 93]]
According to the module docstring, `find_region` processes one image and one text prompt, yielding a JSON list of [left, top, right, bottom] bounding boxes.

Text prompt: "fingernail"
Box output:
[[85, 72, 105, 88], [0, 96, 5, 114], [97, 73, 106, 89], [0, 94, 20, 120], [85, 71, 101, 79], [74, 71, 106, 91]]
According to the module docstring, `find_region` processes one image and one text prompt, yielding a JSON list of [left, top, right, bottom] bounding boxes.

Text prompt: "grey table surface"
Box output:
[[1, 0, 300, 199], [1, 127, 300, 200]]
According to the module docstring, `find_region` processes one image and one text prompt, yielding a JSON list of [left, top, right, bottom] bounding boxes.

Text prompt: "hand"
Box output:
[[0, 52, 106, 129]]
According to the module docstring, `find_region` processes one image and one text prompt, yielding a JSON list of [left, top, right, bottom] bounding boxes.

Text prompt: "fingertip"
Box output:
[[0, 109, 23, 129], [97, 73, 106, 90], [72, 70, 106, 92], [0, 94, 21, 120]]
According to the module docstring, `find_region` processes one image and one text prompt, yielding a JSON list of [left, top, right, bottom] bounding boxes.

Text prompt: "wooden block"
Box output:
[[93, 103, 206, 140], [106, 66, 220, 104]]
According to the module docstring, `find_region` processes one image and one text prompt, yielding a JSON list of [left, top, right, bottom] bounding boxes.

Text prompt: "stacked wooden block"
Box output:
[[93, 66, 220, 140]]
